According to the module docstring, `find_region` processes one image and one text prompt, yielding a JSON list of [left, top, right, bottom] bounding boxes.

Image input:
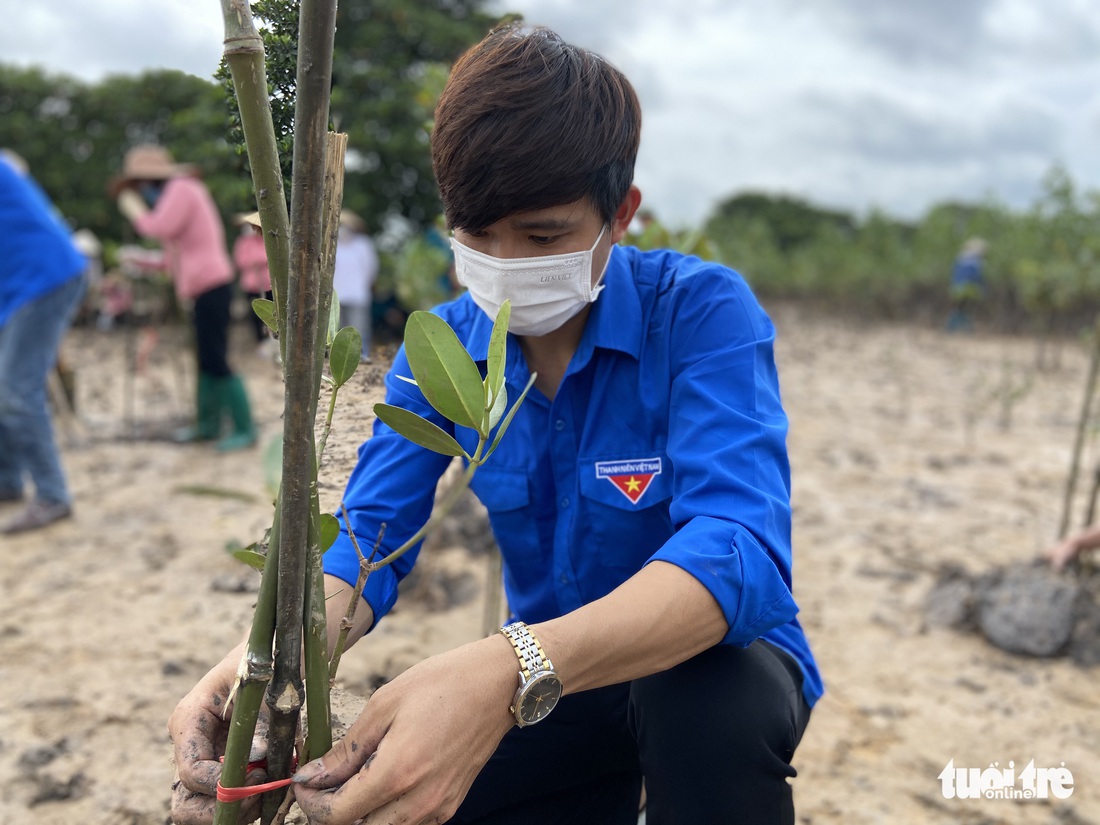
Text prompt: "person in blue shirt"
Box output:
[[946, 237, 987, 332], [168, 24, 821, 825], [0, 150, 88, 534]]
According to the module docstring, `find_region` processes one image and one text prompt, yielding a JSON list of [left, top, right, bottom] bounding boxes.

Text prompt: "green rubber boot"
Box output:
[[173, 372, 222, 443], [216, 374, 257, 452]]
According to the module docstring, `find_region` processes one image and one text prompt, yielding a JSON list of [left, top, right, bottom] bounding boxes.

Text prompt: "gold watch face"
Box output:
[[517, 671, 563, 725]]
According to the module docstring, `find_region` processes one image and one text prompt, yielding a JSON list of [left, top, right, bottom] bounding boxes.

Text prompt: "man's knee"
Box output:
[[628, 641, 806, 768], [627, 643, 809, 823]]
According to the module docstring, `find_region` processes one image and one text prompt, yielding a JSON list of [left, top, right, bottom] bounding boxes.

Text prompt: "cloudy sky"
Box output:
[[3, 0, 1098, 228]]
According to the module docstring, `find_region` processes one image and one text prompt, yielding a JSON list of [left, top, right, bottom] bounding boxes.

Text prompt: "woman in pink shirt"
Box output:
[[232, 212, 273, 349], [113, 145, 256, 451]]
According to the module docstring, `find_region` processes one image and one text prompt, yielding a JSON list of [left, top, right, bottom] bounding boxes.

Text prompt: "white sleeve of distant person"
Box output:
[[333, 236, 376, 305]]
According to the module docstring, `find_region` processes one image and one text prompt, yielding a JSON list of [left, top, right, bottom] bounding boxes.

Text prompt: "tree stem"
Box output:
[[1059, 320, 1100, 538], [263, 1, 339, 817], [220, 0, 290, 336]]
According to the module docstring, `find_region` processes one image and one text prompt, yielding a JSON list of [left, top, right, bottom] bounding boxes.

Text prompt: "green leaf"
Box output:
[[374, 403, 468, 457], [319, 513, 341, 552], [172, 484, 257, 503], [486, 380, 507, 430], [226, 537, 268, 572], [483, 372, 536, 461], [403, 311, 485, 431], [262, 435, 282, 499], [329, 326, 362, 387], [327, 294, 341, 348], [486, 299, 511, 406], [231, 547, 267, 572], [253, 298, 278, 333]]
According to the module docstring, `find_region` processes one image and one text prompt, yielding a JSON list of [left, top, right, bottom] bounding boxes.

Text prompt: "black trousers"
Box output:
[[192, 283, 233, 377], [450, 640, 812, 825]]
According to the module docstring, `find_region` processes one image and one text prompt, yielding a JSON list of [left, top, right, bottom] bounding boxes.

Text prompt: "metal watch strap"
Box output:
[[500, 621, 553, 678]]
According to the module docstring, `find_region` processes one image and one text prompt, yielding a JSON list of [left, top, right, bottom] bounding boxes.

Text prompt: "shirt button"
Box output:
[[555, 418, 565, 431], [560, 497, 570, 508], [559, 574, 569, 584]]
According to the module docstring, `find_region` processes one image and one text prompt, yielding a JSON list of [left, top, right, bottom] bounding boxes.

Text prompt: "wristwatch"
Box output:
[[499, 621, 563, 727]]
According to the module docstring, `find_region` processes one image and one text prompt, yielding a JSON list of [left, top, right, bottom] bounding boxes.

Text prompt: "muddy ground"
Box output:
[[1, 303, 1097, 825]]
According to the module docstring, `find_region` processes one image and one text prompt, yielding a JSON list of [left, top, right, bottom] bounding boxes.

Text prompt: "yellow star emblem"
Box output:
[[625, 476, 642, 493]]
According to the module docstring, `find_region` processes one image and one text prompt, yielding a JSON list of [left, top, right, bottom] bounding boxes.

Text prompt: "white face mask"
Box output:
[[451, 226, 610, 336]]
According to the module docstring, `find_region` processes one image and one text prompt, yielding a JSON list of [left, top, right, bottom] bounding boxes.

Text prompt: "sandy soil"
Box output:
[[1, 304, 1097, 825]]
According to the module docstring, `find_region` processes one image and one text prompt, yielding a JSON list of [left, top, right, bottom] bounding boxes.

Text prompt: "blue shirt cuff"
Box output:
[[647, 517, 798, 646]]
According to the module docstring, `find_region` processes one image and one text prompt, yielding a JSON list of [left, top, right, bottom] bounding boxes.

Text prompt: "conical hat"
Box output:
[[108, 145, 198, 196], [234, 211, 263, 229]]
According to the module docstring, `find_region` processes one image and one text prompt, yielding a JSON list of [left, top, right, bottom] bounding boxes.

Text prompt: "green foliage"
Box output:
[[253, 297, 279, 333], [229, 543, 268, 571], [214, 0, 503, 234], [628, 214, 719, 260], [8, 46, 1099, 332], [702, 170, 1100, 328], [262, 434, 283, 499], [0, 0, 501, 251], [387, 229, 454, 311], [319, 513, 341, 552], [215, 0, 299, 196], [707, 192, 855, 253], [330, 0, 504, 232], [328, 326, 363, 387], [400, 311, 487, 431], [0, 64, 239, 239], [373, 403, 467, 457], [374, 300, 535, 459]]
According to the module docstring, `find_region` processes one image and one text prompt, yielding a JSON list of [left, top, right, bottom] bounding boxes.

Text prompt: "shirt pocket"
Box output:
[[577, 451, 676, 582], [470, 466, 529, 513], [468, 467, 544, 574], [578, 452, 673, 512]]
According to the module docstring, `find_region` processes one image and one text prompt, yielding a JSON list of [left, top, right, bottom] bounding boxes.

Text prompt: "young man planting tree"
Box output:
[[169, 24, 821, 825]]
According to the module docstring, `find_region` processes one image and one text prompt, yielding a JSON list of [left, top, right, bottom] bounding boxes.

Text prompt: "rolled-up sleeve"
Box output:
[[647, 268, 798, 646]]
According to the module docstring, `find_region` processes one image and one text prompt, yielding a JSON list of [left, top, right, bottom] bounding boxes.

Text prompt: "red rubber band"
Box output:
[[216, 776, 294, 802], [216, 757, 298, 803]]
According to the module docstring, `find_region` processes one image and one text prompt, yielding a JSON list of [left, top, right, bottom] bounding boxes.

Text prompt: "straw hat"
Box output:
[[108, 145, 197, 196], [962, 237, 988, 256], [234, 211, 263, 229]]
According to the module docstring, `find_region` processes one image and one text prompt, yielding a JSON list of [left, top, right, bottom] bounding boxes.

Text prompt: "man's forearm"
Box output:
[[324, 573, 375, 659], [532, 560, 727, 695]]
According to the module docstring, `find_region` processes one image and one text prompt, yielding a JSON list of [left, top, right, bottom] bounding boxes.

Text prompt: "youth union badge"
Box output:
[[594, 457, 662, 504]]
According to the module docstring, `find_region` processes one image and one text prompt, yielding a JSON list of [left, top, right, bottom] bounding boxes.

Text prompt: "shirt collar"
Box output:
[[582, 245, 642, 359]]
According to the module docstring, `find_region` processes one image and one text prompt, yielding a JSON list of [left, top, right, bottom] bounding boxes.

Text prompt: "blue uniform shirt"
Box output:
[[0, 158, 87, 329], [326, 245, 823, 708], [951, 254, 984, 289]]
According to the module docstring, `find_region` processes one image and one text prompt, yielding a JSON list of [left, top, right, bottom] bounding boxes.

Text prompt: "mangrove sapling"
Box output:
[[994, 361, 1034, 431], [223, 299, 531, 823], [1059, 320, 1100, 540], [349, 299, 537, 606], [327, 301, 534, 684], [960, 358, 1035, 447], [216, 3, 534, 821], [1085, 463, 1100, 529], [216, 0, 344, 821]]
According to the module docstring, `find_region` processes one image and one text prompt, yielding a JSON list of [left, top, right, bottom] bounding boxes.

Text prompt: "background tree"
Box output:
[[0, 65, 237, 247], [218, 0, 505, 242], [706, 191, 856, 254], [330, 0, 507, 235]]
